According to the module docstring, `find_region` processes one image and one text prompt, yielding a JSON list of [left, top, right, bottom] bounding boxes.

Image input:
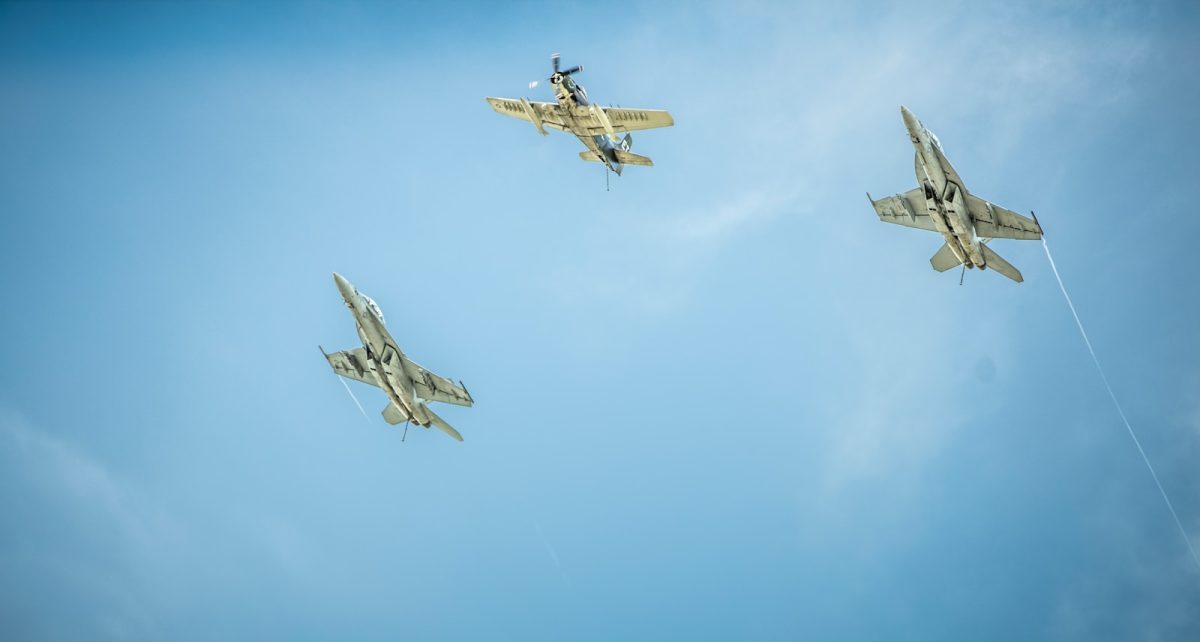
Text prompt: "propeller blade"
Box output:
[[551, 52, 560, 72], [561, 65, 583, 76], [529, 80, 540, 90]]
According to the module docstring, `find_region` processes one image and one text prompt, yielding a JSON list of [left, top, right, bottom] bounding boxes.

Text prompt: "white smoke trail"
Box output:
[[1042, 238, 1200, 571], [533, 518, 569, 587], [337, 375, 371, 422]]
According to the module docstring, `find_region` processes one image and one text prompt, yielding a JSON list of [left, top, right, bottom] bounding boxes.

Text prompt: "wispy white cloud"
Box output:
[[537, 188, 797, 322], [0, 409, 322, 637], [0, 410, 166, 637], [532, 518, 569, 587]]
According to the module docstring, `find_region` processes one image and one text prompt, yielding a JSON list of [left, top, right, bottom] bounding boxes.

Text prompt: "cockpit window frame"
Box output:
[[927, 129, 942, 151], [363, 295, 385, 324]]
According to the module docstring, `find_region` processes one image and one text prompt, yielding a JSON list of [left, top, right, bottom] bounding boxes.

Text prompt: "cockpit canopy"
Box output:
[[363, 295, 385, 325], [926, 129, 942, 151]]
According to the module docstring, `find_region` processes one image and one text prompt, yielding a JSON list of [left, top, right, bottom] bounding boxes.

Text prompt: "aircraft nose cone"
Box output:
[[333, 272, 354, 301], [900, 105, 920, 135]]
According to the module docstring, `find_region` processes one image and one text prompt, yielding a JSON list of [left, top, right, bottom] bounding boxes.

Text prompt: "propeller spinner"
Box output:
[[529, 53, 582, 89]]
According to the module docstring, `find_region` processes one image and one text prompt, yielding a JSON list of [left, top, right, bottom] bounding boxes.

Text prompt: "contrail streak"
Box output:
[[1042, 238, 1200, 571], [337, 375, 371, 422], [533, 519, 569, 587]]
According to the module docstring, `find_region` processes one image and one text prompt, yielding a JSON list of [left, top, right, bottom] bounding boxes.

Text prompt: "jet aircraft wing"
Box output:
[[869, 189, 938, 232], [966, 194, 1042, 240], [486, 97, 569, 132], [323, 347, 378, 388], [399, 356, 474, 407]]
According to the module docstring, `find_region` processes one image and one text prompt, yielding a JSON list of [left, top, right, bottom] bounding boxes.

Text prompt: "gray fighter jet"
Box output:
[[321, 273, 473, 441], [486, 53, 673, 175], [868, 106, 1043, 282]]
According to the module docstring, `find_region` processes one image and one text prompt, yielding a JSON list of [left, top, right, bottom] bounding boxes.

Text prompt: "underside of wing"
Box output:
[[573, 106, 674, 134], [323, 347, 378, 388], [967, 194, 1042, 240], [400, 355, 474, 407], [869, 188, 937, 232], [485, 97, 567, 132]]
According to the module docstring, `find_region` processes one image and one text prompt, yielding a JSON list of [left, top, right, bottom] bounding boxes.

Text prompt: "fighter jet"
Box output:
[[868, 106, 1043, 282], [321, 273, 474, 441], [486, 53, 674, 175]]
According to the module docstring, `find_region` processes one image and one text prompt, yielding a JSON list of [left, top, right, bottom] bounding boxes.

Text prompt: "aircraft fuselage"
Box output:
[[902, 106, 985, 269], [333, 273, 431, 426], [552, 75, 625, 173]]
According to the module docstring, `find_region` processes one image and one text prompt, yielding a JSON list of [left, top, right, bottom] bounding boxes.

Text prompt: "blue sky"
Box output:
[[2, 1, 1198, 639]]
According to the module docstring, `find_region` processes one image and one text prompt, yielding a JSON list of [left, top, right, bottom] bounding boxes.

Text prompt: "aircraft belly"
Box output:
[[578, 133, 618, 169], [940, 233, 968, 264], [948, 208, 984, 266], [915, 152, 946, 197], [375, 360, 418, 419], [930, 211, 952, 234], [922, 194, 953, 235]]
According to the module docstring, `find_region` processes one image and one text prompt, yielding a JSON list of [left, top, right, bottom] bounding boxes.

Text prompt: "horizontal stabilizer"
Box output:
[[382, 402, 410, 425], [929, 242, 961, 272], [980, 243, 1024, 283], [614, 150, 653, 167], [579, 151, 604, 163], [422, 404, 464, 442]]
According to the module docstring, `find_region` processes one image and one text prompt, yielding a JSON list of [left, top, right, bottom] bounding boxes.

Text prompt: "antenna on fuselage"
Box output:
[[402, 420, 409, 442], [959, 263, 966, 286]]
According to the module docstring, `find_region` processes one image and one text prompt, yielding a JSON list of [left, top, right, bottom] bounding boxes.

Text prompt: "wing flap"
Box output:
[[870, 189, 937, 232], [967, 194, 1042, 240]]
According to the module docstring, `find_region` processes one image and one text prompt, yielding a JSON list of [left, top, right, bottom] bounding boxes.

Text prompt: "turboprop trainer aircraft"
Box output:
[[321, 273, 473, 441], [868, 106, 1043, 282], [486, 53, 674, 175]]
